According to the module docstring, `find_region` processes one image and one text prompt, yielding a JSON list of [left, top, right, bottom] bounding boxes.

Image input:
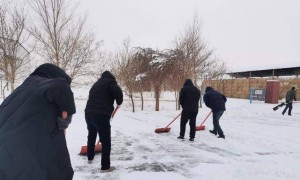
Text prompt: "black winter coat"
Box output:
[[203, 87, 227, 112], [285, 89, 296, 102], [85, 71, 123, 117], [179, 79, 201, 112], [0, 69, 76, 180]]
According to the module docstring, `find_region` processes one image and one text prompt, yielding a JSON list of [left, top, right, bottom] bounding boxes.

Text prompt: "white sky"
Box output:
[[77, 0, 300, 71]]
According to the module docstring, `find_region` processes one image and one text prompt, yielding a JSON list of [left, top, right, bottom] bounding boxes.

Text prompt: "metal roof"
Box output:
[[226, 66, 300, 78]]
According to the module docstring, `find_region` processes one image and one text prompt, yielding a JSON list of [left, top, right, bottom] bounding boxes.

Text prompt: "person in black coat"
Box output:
[[85, 71, 123, 171], [178, 79, 201, 141], [0, 63, 76, 180], [282, 86, 297, 116], [203, 86, 227, 139]]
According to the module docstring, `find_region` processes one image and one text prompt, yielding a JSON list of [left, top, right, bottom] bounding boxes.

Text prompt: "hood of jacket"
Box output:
[[183, 79, 193, 86], [30, 63, 71, 85], [205, 86, 213, 93], [101, 71, 116, 80]]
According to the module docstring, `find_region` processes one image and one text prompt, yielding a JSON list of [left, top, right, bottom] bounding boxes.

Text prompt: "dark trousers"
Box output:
[[212, 110, 224, 136], [282, 102, 293, 115], [85, 114, 111, 169], [180, 111, 197, 139]]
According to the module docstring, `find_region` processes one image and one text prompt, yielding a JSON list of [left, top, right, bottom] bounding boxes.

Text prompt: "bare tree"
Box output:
[[131, 47, 152, 111], [114, 38, 137, 112], [28, 0, 102, 84], [0, 3, 31, 91], [133, 48, 171, 111], [174, 13, 226, 86], [134, 73, 148, 111], [164, 48, 186, 110], [174, 14, 227, 108]]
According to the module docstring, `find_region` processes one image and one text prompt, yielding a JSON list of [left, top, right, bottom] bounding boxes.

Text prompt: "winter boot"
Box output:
[[88, 160, 93, 164], [209, 130, 217, 136], [101, 166, 116, 173], [177, 136, 184, 140], [217, 134, 225, 139]]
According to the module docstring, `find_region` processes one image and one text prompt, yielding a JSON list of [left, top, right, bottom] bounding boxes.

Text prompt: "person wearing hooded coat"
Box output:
[[203, 86, 227, 139], [178, 79, 201, 141], [85, 71, 123, 171], [282, 86, 297, 116], [0, 63, 76, 180]]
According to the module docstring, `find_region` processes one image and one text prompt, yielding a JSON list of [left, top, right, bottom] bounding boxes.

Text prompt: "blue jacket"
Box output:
[[203, 87, 227, 112]]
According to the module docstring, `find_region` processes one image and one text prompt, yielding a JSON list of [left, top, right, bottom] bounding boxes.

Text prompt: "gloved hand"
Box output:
[[57, 116, 72, 130]]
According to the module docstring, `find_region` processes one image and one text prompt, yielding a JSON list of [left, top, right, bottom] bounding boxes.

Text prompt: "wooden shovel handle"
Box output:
[[111, 106, 119, 118], [164, 112, 182, 129], [199, 111, 212, 126]]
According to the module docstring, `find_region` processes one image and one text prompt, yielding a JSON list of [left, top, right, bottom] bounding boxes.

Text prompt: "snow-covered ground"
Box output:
[[66, 88, 300, 180], [1, 88, 299, 180]]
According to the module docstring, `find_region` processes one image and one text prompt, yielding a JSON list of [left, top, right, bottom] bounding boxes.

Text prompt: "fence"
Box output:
[[203, 77, 300, 100]]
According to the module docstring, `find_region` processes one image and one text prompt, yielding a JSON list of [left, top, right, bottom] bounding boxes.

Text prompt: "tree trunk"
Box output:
[[10, 70, 15, 91], [155, 88, 160, 111], [175, 91, 179, 110], [199, 89, 202, 108], [10, 81, 14, 91], [3, 82, 8, 99], [140, 92, 144, 111], [130, 94, 135, 113]]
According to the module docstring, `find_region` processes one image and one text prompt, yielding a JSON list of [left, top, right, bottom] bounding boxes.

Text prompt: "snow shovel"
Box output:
[[195, 111, 212, 131], [78, 106, 119, 155], [78, 141, 102, 156], [272, 102, 286, 111], [155, 113, 181, 133]]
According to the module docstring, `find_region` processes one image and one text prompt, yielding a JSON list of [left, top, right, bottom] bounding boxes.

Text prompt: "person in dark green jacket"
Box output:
[[282, 86, 297, 116]]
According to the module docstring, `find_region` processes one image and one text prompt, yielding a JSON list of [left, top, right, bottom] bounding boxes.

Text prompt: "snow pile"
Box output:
[[67, 89, 300, 180], [1, 88, 299, 179]]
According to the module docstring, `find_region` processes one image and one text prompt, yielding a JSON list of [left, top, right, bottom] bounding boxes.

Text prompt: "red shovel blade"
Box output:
[[196, 125, 205, 131], [78, 143, 102, 155], [155, 127, 171, 133]]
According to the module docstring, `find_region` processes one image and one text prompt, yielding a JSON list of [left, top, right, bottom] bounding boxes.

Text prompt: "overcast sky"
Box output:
[[77, 0, 300, 71]]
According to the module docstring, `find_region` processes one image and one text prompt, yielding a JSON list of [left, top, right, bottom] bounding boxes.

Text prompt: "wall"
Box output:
[[202, 77, 300, 100]]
